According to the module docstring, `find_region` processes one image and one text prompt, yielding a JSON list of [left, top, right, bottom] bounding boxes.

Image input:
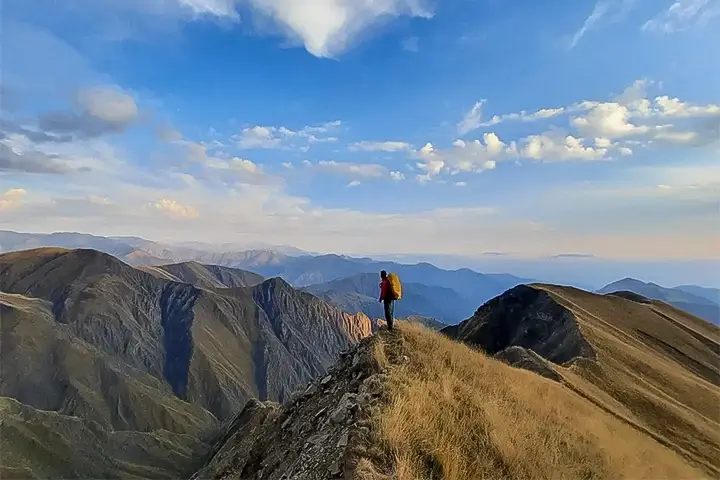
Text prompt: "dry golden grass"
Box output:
[[365, 323, 706, 480]]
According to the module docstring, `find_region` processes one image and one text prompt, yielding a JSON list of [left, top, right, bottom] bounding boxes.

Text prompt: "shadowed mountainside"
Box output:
[[443, 284, 720, 475], [0, 248, 372, 478], [598, 277, 719, 324]]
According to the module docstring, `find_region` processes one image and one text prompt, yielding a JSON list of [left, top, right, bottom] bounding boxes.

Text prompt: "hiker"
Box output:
[[379, 270, 395, 330]]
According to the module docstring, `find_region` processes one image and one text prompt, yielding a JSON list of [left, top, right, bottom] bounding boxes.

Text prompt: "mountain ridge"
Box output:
[[0, 247, 374, 478], [444, 283, 720, 474], [598, 277, 719, 324]]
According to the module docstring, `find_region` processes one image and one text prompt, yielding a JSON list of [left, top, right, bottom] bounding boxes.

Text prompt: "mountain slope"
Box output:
[[0, 291, 216, 435], [0, 248, 372, 478], [598, 277, 719, 324], [443, 284, 720, 475], [0, 396, 207, 480], [675, 284, 720, 304], [303, 273, 476, 324], [139, 261, 264, 289], [193, 326, 705, 480]]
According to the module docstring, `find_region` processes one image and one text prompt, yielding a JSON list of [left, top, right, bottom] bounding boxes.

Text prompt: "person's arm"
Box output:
[[379, 280, 387, 302]]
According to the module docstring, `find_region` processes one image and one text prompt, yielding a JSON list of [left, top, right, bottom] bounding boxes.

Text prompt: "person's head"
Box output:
[[380, 270, 387, 279]]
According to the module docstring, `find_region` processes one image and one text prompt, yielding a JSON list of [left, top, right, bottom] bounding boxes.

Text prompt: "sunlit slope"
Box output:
[[365, 323, 707, 479], [443, 283, 719, 476], [539, 284, 720, 474]]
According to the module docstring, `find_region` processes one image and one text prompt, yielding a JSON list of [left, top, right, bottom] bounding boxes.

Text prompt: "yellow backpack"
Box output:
[[387, 272, 402, 300]]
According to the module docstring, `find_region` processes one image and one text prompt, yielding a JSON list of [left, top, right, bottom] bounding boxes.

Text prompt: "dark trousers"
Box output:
[[383, 299, 395, 329]]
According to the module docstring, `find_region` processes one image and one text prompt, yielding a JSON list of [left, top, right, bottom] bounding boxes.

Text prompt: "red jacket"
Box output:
[[380, 278, 391, 301]]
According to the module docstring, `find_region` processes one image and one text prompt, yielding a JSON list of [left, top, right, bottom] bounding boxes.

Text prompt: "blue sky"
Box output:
[[1, 0, 718, 260]]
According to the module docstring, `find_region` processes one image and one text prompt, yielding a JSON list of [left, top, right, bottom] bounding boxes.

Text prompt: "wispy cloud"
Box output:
[[569, 0, 637, 48], [233, 121, 341, 149], [570, 1, 611, 48], [642, 0, 720, 33], [348, 141, 413, 152], [457, 100, 486, 136]]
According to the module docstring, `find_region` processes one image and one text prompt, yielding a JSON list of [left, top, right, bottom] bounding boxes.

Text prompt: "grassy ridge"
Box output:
[[362, 323, 704, 480]]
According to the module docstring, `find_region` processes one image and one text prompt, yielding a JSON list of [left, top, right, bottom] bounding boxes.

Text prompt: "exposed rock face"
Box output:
[[442, 284, 596, 365], [494, 346, 563, 382], [191, 336, 386, 480]]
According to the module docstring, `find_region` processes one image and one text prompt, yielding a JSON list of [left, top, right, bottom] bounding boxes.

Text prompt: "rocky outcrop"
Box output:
[[494, 346, 563, 382], [191, 335, 387, 480], [443, 284, 596, 365]]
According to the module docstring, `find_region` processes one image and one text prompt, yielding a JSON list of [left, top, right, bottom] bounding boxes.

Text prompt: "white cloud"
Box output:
[[642, 0, 720, 33], [460, 79, 720, 162], [238, 0, 433, 57], [571, 103, 650, 138], [464, 105, 567, 130], [522, 134, 608, 161], [415, 133, 513, 179], [346, 180, 361, 187], [149, 198, 200, 220], [235, 126, 283, 149], [402, 36, 419, 52], [455, 181, 467, 187], [163, 0, 433, 57], [457, 100, 486, 136], [390, 171, 405, 181], [653, 95, 720, 118], [234, 121, 341, 149], [349, 141, 412, 152], [0, 188, 27, 211], [307, 160, 389, 178]]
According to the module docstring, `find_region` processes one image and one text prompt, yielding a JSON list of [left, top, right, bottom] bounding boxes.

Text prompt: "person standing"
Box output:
[[379, 270, 395, 330]]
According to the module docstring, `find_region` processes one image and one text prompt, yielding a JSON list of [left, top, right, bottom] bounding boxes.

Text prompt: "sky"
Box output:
[[1, 0, 719, 261]]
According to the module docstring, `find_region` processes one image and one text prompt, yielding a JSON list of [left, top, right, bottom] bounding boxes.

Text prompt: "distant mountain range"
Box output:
[[0, 248, 373, 478], [0, 231, 529, 323], [598, 278, 719, 324]]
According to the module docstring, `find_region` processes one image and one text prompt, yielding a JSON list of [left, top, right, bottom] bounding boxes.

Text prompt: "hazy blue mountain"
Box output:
[[598, 278, 719, 324], [303, 272, 478, 324], [0, 231, 527, 309], [675, 285, 720, 305], [232, 255, 529, 307]]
